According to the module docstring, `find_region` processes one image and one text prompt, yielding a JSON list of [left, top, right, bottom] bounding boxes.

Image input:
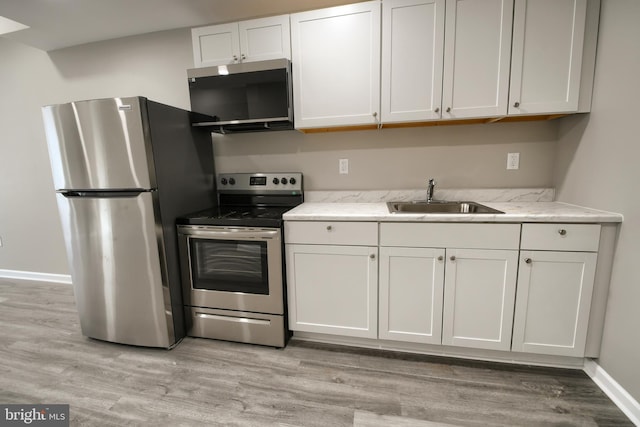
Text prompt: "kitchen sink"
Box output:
[[387, 201, 504, 214]]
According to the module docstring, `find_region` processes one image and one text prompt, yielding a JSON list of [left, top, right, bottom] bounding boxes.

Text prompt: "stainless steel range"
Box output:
[[177, 172, 303, 347]]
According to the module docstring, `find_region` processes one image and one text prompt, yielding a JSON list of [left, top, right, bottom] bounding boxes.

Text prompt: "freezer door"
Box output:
[[56, 191, 175, 348], [42, 97, 153, 190]]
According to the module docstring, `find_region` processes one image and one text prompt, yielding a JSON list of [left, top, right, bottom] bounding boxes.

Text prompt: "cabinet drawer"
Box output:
[[380, 223, 520, 250], [285, 221, 378, 246], [521, 224, 600, 252]]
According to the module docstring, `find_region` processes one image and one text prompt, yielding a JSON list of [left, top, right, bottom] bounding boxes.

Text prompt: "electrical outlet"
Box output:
[[339, 158, 349, 174], [507, 153, 520, 170]]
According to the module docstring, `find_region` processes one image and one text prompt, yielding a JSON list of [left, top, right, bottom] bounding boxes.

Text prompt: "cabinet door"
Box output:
[[379, 247, 445, 344], [442, 249, 518, 351], [509, 0, 587, 114], [239, 15, 291, 62], [441, 0, 513, 119], [291, 1, 381, 128], [381, 0, 445, 123], [192, 23, 241, 67], [286, 244, 378, 338], [512, 251, 597, 357]]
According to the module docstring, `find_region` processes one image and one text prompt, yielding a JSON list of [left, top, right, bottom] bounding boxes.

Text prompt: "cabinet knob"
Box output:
[[525, 258, 532, 264], [326, 225, 332, 231], [434, 107, 440, 113], [233, 55, 238, 62], [558, 229, 567, 236], [370, 254, 376, 260], [450, 255, 456, 261], [514, 101, 520, 108], [446, 107, 451, 113], [437, 255, 443, 261], [241, 54, 246, 61]]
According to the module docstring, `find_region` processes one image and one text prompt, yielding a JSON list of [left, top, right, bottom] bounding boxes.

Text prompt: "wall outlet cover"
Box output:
[[339, 158, 349, 174], [507, 153, 520, 170]]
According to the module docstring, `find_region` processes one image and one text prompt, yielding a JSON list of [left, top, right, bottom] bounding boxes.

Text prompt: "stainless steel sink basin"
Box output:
[[387, 201, 504, 214]]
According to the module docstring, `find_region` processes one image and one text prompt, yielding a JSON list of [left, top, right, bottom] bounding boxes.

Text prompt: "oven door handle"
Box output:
[[184, 228, 281, 240]]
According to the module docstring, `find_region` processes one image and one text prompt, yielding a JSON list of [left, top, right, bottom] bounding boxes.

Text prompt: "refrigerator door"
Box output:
[[42, 97, 154, 191], [56, 191, 175, 348]]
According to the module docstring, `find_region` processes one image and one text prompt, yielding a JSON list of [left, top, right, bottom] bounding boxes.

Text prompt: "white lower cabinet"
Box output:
[[379, 223, 520, 350], [442, 248, 518, 351], [285, 219, 607, 361], [379, 247, 445, 344], [512, 223, 600, 357], [285, 222, 378, 338]]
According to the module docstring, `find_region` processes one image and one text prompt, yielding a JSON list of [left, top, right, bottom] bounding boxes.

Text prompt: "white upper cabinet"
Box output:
[[441, 0, 513, 119], [290, 1, 381, 129], [192, 15, 291, 67], [192, 23, 240, 67], [381, 0, 445, 123], [381, 0, 513, 123], [508, 0, 588, 114], [239, 16, 291, 63]]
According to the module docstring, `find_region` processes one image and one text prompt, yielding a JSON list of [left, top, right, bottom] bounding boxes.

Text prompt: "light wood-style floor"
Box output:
[[0, 278, 632, 426]]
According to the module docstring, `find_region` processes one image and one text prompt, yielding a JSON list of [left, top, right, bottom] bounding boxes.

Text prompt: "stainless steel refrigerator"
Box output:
[[42, 97, 216, 348]]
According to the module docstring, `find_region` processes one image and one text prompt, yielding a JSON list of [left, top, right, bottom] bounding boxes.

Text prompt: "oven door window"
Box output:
[[189, 238, 269, 295]]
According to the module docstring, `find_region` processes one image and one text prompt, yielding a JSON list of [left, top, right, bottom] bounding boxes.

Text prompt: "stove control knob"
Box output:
[[289, 177, 297, 185], [229, 177, 236, 185], [281, 177, 288, 185], [220, 178, 228, 185], [272, 177, 280, 185]]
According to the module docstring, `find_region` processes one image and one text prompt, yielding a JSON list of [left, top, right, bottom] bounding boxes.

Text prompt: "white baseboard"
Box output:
[[0, 269, 72, 284], [584, 359, 640, 425]]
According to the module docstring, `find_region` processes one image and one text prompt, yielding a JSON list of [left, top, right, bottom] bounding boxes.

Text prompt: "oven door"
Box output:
[[178, 225, 283, 314]]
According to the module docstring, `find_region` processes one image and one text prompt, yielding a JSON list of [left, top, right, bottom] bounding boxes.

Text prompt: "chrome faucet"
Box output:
[[426, 178, 436, 203]]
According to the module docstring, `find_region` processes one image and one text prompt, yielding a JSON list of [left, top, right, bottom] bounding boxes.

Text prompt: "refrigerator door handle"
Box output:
[[61, 190, 149, 198]]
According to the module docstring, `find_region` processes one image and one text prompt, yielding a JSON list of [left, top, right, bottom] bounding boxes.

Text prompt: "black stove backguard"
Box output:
[[177, 173, 303, 227]]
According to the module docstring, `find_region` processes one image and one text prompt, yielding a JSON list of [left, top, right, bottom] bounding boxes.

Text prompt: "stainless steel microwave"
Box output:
[[187, 58, 293, 133]]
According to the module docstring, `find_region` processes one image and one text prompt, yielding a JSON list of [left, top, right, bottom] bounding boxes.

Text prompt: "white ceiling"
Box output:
[[0, 0, 360, 51]]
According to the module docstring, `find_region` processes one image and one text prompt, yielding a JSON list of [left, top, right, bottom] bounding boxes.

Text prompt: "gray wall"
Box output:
[[0, 27, 559, 274], [554, 0, 640, 402], [0, 0, 638, 410], [214, 122, 558, 191], [0, 29, 194, 274], [0, 0, 640, 412]]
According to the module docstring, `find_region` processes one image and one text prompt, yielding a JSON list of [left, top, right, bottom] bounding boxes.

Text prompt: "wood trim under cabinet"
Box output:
[[296, 113, 570, 133]]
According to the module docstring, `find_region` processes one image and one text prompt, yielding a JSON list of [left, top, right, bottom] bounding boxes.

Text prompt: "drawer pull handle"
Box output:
[[558, 229, 567, 236], [450, 255, 456, 261], [326, 225, 332, 231], [437, 256, 444, 261], [525, 258, 532, 264], [370, 254, 376, 260], [195, 313, 270, 326]]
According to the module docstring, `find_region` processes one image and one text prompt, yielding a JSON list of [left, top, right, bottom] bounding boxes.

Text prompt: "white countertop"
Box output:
[[283, 201, 623, 223]]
